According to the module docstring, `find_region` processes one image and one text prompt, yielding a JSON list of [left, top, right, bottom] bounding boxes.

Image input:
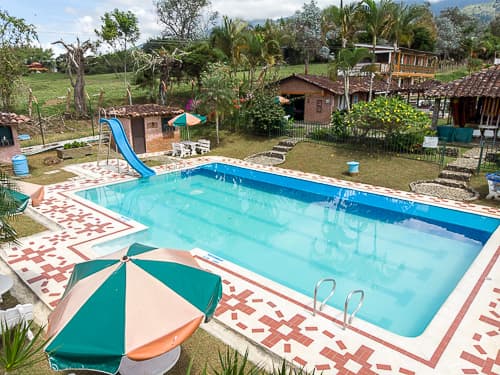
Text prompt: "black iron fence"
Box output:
[[476, 142, 500, 173], [268, 121, 447, 166]]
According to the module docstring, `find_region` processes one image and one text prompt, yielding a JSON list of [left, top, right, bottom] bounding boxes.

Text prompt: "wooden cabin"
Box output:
[[277, 74, 395, 123], [104, 104, 184, 154], [0, 113, 29, 163]]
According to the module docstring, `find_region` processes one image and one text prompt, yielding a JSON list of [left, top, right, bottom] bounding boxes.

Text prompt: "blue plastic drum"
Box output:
[[12, 154, 29, 176]]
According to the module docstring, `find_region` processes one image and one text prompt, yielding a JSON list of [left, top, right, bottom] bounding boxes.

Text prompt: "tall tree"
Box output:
[[0, 10, 37, 110], [360, 0, 394, 101], [210, 16, 249, 74], [95, 8, 140, 84], [330, 48, 371, 111], [199, 63, 237, 145], [53, 39, 94, 117], [294, 0, 323, 74], [322, 3, 361, 49], [155, 0, 217, 40]]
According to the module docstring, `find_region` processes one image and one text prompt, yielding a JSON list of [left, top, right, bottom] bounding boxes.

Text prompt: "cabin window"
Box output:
[[316, 100, 322, 113], [0, 126, 13, 146], [352, 95, 359, 104]]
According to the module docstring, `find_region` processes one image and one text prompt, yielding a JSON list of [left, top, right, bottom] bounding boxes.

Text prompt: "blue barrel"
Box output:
[[347, 161, 360, 175], [12, 155, 29, 176]]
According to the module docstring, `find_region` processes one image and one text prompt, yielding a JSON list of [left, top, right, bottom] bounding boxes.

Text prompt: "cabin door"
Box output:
[[131, 118, 146, 154]]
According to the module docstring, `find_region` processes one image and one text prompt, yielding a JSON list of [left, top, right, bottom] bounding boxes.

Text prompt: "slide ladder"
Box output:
[[98, 117, 155, 178]]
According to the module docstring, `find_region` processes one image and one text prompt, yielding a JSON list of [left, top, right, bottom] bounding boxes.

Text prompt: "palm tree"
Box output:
[[210, 16, 248, 75], [199, 63, 237, 145], [322, 2, 361, 48], [360, 0, 394, 101], [331, 48, 371, 111]]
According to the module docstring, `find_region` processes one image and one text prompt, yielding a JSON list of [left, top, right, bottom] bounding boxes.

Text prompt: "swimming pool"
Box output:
[[76, 163, 499, 337]]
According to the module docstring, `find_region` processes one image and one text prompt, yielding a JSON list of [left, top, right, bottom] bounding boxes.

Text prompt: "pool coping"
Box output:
[[1, 156, 499, 374]]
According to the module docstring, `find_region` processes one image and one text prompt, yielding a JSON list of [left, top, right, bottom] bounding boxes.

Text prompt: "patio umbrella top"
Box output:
[[45, 243, 222, 374], [168, 112, 207, 127]]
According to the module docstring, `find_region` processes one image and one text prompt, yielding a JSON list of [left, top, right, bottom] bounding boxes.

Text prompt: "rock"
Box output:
[[43, 156, 61, 166]]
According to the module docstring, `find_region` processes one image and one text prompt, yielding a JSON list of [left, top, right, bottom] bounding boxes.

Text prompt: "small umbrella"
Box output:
[[45, 243, 222, 374], [168, 113, 207, 140], [275, 96, 290, 105]]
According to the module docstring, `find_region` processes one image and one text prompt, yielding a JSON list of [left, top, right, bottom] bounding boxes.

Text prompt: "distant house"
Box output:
[[425, 65, 500, 128], [104, 104, 184, 154], [353, 44, 438, 88], [27, 62, 48, 73], [277, 74, 395, 123], [0, 113, 30, 163]]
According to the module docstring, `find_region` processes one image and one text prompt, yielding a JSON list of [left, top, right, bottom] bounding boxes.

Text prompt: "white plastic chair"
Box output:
[[0, 304, 34, 340], [172, 143, 190, 158], [196, 139, 211, 154]]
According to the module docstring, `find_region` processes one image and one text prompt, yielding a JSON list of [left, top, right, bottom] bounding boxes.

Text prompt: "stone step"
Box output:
[[434, 178, 468, 188], [263, 151, 286, 159], [272, 145, 293, 153], [445, 158, 477, 174], [278, 138, 300, 147], [438, 169, 472, 182]]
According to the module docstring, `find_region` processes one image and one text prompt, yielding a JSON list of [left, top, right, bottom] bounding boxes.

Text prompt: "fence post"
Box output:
[[477, 140, 485, 174]]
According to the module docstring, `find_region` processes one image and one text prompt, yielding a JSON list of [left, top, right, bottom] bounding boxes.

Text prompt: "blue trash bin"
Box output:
[[12, 155, 29, 176], [347, 161, 360, 175]]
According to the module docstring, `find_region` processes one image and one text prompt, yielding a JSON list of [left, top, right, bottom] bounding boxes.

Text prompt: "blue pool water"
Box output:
[[77, 163, 499, 337]]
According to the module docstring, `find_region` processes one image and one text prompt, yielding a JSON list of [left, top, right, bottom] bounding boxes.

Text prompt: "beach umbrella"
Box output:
[[45, 243, 222, 374], [168, 113, 207, 140]]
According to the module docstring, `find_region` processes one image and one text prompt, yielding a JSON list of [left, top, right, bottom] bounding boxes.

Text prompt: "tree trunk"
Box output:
[[344, 73, 350, 111], [73, 64, 86, 116], [215, 112, 220, 145], [369, 36, 377, 102]]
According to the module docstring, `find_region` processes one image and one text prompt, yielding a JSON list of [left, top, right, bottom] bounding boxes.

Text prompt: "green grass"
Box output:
[[435, 68, 469, 82]]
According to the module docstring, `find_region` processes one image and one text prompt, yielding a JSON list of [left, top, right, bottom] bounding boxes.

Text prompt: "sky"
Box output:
[[1, 0, 339, 56]]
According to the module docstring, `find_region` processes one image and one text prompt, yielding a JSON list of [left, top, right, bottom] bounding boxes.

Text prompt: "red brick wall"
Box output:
[[280, 79, 324, 95], [304, 94, 335, 123]]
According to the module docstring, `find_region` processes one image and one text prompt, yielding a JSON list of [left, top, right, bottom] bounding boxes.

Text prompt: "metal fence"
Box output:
[[476, 142, 500, 173], [268, 121, 447, 166]]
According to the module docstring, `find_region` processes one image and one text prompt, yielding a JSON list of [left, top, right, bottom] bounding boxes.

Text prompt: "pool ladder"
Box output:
[[313, 278, 365, 329]]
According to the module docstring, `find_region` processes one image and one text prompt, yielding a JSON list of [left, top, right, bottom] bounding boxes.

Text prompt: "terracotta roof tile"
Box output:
[[279, 74, 398, 95], [426, 65, 500, 98], [0, 112, 30, 125], [104, 104, 184, 118]]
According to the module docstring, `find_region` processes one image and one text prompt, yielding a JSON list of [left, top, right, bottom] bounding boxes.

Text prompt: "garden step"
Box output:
[[279, 138, 300, 147], [438, 169, 472, 182], [272, 145, 293, 153], [445, 158, 477, 174], [263, 151, 286, 159], [434, 178, 468, 188]]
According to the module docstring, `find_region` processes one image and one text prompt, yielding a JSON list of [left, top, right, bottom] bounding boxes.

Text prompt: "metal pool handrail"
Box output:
[[313, 278, 336, 316], [343, 289, 365, 329]]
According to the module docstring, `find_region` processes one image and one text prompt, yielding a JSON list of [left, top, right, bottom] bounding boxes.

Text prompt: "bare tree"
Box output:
[[53, 38, 94, 117]]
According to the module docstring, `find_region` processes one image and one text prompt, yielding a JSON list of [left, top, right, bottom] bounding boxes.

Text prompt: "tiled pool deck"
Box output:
[[2, 157, 499, 375]]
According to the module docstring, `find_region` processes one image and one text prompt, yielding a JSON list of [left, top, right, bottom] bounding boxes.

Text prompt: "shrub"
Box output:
[[330, 109, 349, 139], [243, 92, 286, 136], [63, 141, 87, 149], [345, 97, 431, 134]]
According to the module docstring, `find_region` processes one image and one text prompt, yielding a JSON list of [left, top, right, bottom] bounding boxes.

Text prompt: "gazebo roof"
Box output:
[[425, 65, 500, 98], [0, 112, 30, 125], [104, 104, 183, 118]]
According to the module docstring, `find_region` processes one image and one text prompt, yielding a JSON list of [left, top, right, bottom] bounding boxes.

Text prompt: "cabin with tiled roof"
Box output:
[[277, 74, 395, 123], [103, 104, 184, 154]]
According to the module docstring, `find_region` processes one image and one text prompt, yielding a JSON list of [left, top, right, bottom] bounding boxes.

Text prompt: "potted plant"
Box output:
[[56, 141, 93, 159]]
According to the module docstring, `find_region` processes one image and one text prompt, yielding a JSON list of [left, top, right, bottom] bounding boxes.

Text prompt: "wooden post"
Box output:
[[66, 87, 71, 113], [431, 98, 441, 129], [28, 88, 33, 118]]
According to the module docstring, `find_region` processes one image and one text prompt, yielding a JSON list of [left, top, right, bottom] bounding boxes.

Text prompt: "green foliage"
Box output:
[[95, 9, 140, 50], [330, 109, 349, 138], [0, 320, 49, 373], [0, 171, 20, 244], [0, 10, 38, 110], [211, 348, 261, 375], [244, 91, 286, 135], [345, 97, 431, 134], [271, 358, 316, 375], [63, 141, 87, 149]]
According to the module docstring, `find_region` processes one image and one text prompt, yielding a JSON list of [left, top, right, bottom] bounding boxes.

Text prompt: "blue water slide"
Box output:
[[99, 118, 155, 178]]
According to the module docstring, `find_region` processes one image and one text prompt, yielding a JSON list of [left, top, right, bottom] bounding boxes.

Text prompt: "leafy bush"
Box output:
[[63, 141, 87, 149], [243, 92, 286, 136], [330, 109, 349, 139], [345, 97, 431, 134]]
